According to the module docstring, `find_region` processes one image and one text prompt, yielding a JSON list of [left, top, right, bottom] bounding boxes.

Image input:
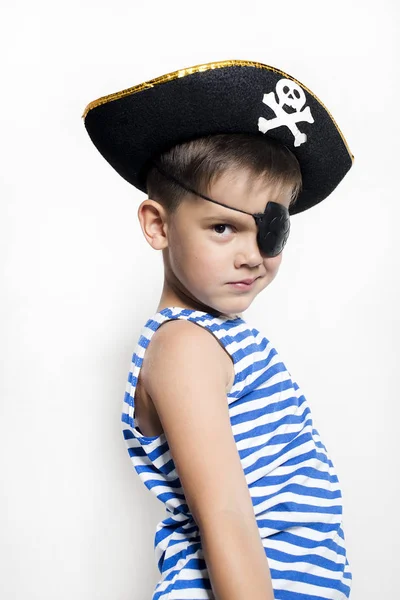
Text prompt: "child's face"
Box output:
[[161, 168, 294, 317]]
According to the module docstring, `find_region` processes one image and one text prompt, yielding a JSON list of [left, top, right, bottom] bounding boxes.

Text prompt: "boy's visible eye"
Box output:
[[212, 224, 235, 236]]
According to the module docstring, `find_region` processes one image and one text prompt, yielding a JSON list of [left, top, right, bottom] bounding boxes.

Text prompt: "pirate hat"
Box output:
[[82, 59, 354, 215]]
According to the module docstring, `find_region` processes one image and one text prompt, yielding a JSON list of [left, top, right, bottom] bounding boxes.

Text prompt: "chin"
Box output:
[[213, 298, 254, 318]]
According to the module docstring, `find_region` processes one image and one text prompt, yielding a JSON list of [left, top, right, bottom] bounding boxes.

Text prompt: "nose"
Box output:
[[234, 234, 264, 269]]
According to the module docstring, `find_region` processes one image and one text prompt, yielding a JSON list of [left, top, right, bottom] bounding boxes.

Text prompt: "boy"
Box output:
[[83, 60, 353, 599]]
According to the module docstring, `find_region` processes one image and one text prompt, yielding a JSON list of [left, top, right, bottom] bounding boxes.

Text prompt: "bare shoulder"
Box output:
[[139, 319, 253, 529], [141, 319, 234, 394]]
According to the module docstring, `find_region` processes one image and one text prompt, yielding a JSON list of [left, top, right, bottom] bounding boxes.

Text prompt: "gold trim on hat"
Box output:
[[82, 59, 354, 163]]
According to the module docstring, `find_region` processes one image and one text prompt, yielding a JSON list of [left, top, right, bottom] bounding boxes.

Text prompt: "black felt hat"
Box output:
[[82, 59, 354, 215]]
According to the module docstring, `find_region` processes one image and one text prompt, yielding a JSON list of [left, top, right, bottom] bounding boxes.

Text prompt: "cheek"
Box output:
[[264, 254, 283, 273], [190, 250, 217, 279], [170, 236, 211, 275]]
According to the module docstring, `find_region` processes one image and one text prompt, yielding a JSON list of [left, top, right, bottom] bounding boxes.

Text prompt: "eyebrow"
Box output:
[[199, 212, 252, 226]]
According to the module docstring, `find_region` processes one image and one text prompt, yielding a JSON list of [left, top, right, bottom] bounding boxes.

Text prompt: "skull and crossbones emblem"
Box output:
[[258, 78, 314, 147]]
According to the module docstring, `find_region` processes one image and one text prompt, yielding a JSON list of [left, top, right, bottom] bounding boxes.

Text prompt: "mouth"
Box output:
[[227, 277, 259, 290], [229, 278, 257, 285]]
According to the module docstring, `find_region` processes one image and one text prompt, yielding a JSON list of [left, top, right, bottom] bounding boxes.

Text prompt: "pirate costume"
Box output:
[[83, 60, 353, 599]]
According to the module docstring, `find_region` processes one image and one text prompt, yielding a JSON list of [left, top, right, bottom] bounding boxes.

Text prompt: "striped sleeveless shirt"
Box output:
[[122, 306, 352, 599]]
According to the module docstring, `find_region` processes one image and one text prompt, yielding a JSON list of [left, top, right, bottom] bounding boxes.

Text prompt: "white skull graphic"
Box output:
[[276, 79, 306, 112], [258, 77, 314, 147]]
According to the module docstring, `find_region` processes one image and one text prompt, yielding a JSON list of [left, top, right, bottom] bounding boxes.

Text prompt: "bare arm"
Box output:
[[201, 510, 273, 599], [143, 320, 274, 600]]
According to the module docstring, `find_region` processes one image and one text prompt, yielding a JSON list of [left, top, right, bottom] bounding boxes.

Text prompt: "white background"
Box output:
[[1, 1, 399, 598]]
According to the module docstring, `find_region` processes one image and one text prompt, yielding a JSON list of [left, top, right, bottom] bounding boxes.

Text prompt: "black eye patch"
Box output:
[[150, 160, 291, 257], [253, 202, 290, 257]]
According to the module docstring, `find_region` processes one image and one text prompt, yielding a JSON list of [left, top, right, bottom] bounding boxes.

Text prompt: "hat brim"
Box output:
[[82, 59, 354, 215]]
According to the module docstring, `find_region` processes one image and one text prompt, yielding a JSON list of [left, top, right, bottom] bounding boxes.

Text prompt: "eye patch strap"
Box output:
[[150, 160, 260, 217], [150, 160, 290, 257]]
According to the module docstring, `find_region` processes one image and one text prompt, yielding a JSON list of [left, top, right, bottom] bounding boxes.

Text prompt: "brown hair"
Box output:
[[146, 133, 302, 214]]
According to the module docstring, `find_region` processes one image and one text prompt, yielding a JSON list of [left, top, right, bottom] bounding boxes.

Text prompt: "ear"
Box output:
[[137, 199, 169, 250]]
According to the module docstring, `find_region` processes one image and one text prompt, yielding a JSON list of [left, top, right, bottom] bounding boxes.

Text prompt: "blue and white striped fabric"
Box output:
[[122, 306, 352, 599]]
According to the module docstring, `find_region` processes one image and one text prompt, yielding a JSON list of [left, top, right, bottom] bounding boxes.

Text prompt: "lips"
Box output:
[[230, 278, 257, 284]]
